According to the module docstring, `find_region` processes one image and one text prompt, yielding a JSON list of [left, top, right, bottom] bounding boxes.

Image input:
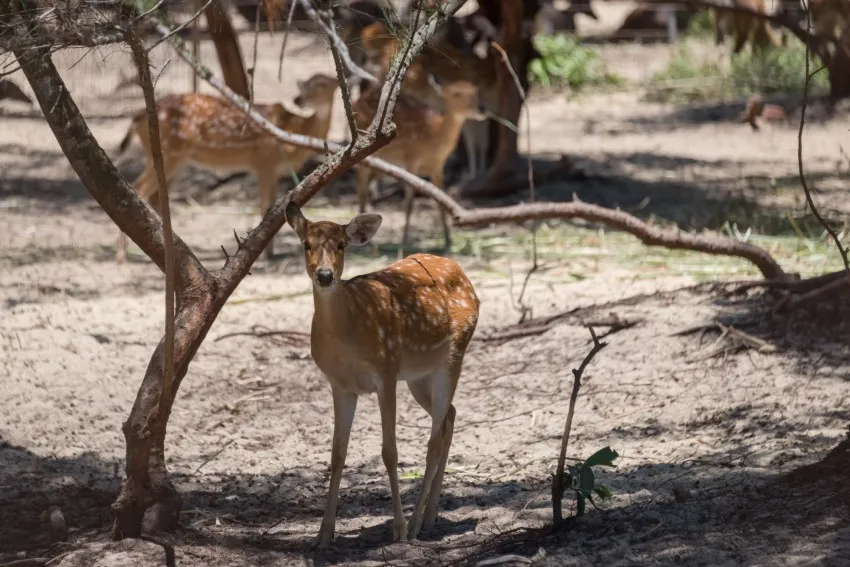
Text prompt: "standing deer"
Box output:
[[352, 80, 486, 253], [115, 73, 339, 262], [358, 20, 500, 179], [284, 201, 480, 547]]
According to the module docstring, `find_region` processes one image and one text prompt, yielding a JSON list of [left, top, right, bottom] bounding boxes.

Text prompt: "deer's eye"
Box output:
[[337, 242, 344, 251], [304, 242, 311, 252]]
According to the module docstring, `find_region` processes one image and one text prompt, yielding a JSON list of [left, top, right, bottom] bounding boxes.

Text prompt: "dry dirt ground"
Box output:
[[2, 5, 850, 567]]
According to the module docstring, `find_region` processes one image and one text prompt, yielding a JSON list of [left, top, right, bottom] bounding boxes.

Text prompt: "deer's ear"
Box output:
[[345, 213, 382, 246], [286, 202, 310, 242]]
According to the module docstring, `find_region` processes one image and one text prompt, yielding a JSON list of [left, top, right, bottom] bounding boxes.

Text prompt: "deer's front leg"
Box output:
[[377, 378, 407, 542], [317, 386, 358, 548]]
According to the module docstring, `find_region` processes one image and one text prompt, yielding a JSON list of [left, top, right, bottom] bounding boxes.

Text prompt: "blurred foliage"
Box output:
[[685, 9, 715, 38], [529, 33, 623, 90], [646, 37, 829, 103]]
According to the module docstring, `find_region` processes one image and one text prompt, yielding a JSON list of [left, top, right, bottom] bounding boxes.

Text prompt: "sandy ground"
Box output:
[[2, 5, 850, 566]]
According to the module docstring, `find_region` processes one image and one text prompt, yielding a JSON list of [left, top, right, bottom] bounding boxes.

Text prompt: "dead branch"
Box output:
[[295, 0, 377, 86], [311, 0, 359, 143], [128, 31, 176, 412], [276, 0, 297, 81], [214, 325, 310, 343], [456, 202, 787, 280], [552, 326, 607, 525]]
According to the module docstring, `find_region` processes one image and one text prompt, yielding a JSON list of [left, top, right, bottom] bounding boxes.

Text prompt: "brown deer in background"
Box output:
[[115, 74, 339, 262]]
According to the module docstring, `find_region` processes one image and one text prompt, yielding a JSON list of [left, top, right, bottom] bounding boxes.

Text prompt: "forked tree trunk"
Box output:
[[204, 0, 250, 99]]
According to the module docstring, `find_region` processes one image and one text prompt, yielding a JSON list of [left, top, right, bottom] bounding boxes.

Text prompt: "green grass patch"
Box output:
[[369, 214, 848, 284], [646, 38, 829, 103], [685, 9, 715, 38], [529, 34, 624, 91]]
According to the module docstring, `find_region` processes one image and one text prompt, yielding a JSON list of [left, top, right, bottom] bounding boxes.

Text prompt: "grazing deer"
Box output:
[[711, 0, 782, 54], [114, 73, 339, 262], [284, 202, 480, 547], [352, 80, 486, 253]]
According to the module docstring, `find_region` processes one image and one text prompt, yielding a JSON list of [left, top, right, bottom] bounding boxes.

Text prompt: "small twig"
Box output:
[[798, 2, 850, 274], [491, 40, 537, 322], [0, 559, 50, 567], [552, 326, 608, 525], [316, 2, 358, 144], [249, 0, 261, 104], [475, 554, 533, 567], [214, 325, 310, 342], [277, 0, 298, 81], [295, 0, 378, 85], [193, 438, 235, 474], [128, 28, 176, 412], [148, 0, 213, 52]]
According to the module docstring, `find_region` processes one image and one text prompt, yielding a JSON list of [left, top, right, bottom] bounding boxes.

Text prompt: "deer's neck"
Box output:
[[312, 284, 353, 335], [434, 111, 468, 157], [308, 104, 334, 139]]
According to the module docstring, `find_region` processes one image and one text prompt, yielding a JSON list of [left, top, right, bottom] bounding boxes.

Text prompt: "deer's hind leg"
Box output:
[[406, 357, 459, 539]]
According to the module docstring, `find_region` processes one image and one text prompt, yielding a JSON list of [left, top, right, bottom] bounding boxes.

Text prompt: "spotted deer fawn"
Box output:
[[359, 21, 499, 178], [284, 202, 479, 547], [352, 80, 486, 252], [114, 73, 339, 262]]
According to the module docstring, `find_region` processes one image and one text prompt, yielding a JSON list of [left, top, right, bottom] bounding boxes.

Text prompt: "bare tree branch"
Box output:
[[276, 0, 298, 81], [295, 0, 378, 85], [128, 29, 176, 411], [311, 0, 359, 143]]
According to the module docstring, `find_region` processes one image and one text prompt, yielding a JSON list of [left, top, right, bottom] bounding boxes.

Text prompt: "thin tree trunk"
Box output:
[[204, 0, 250, 99], [461, 0, 540, 198]]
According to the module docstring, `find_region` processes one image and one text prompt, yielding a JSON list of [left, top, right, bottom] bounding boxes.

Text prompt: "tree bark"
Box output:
[[204, 0, 250, 99], [828, 26, 850, 100], [461, 0, 541, 198]]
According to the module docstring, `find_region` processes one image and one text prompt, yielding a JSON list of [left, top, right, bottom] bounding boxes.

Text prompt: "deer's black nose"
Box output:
[[316, 268, 334, 287]]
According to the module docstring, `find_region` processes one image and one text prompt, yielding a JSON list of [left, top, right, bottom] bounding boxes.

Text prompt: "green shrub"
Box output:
[[529, 34, 623, 90], [685, 9, 715, 38], [647, 38, 829, 103], [729, 39, 829, 94]]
